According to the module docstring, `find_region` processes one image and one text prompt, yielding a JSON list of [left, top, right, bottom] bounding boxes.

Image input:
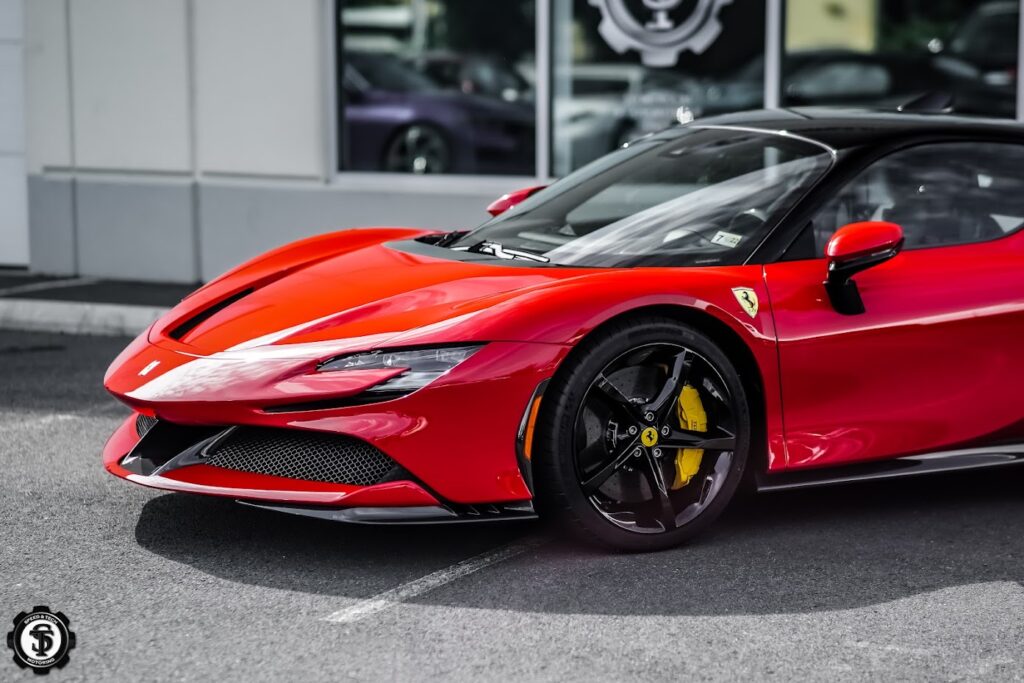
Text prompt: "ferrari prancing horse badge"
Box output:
[[731, 288, 759, 319]]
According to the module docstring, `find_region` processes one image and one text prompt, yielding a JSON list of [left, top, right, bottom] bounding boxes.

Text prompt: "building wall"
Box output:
[[70, 0, 192, 172], [23, 0, 510, 283], [194, 0, 326, 179], [0, 0, 28, 266]]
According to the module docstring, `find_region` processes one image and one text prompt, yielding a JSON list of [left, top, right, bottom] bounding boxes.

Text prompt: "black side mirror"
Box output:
[[824, 221, 904, 315]]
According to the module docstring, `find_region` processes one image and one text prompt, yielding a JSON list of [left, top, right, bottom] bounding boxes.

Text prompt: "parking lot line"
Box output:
[[0, 407, 125, 434], [0, 412, 82, 433], [323, 540, 539, 625]]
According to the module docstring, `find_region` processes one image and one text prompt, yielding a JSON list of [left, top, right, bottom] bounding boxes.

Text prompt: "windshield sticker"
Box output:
[[710, 231, 743, 248]]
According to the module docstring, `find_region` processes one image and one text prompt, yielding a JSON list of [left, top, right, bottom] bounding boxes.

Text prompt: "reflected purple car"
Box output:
[[342, 51, 535, 175]]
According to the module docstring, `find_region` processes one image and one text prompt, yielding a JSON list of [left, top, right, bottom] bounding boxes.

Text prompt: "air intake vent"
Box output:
[[204, 427, 397, 486], [168, 288, 254, 341], [135, 414, 158, 437]]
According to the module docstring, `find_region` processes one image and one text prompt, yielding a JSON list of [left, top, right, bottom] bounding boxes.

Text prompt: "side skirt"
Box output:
[[756, 445, 1024, 493]]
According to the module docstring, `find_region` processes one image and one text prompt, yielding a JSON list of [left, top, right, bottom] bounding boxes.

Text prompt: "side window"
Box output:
[[808, 142, 1024, 257]]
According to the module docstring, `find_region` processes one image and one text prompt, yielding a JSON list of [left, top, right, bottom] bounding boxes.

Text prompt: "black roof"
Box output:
[[694, 107, 1024, 150]]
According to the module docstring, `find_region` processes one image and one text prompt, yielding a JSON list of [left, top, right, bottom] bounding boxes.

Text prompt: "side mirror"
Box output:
[[824, 221, 904, 315], [486, 185, 547, 217]]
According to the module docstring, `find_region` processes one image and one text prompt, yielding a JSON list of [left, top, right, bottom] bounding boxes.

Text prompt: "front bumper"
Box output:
[[103, 339, 570, 506]]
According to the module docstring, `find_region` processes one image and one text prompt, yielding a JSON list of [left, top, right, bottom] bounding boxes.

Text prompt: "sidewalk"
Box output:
[[0, 269, 196, 336]]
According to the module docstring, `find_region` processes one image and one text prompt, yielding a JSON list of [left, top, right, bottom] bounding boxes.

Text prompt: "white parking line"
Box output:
[[0, 413, 82, 433], [0, 408, 124, 433], [324, 540, 538, 625]]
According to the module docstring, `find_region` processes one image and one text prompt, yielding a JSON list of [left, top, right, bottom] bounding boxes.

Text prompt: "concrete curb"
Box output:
[[0, 298, 170, 337]]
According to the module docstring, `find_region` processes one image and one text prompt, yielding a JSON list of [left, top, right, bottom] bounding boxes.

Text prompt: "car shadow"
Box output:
[[134, 466, 1024, 617]]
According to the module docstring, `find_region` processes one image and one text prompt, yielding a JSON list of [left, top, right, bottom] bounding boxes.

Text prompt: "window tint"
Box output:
[[807, 142, 1024, 257]]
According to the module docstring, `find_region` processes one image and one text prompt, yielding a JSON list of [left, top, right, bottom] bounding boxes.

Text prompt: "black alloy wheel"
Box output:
[[535, 316, 751, 551]]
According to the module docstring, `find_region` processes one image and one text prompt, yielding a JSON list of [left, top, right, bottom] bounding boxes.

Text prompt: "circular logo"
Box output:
[[640, 427, 660, 447], [589, 0, 734, 67], [7, 607, 75, 674]]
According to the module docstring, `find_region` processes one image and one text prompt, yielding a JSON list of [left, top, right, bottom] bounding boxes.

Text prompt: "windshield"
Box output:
[[451, 127, 833, 267]]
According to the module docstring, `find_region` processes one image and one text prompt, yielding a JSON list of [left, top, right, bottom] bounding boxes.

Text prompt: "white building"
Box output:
[[2, 0, 1021, 282]]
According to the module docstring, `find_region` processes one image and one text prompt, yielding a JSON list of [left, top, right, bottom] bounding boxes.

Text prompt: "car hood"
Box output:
[[150, 239, 593, 358]]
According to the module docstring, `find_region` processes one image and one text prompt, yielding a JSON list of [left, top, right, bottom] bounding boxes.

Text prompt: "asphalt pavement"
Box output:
[[1, 329, 1022, 681]]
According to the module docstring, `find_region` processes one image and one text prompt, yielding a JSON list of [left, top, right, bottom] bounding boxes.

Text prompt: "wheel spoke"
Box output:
[[640, 449, 676, 530], [644, 350, 691, 416], [581, 436, 640, 495], [661, 425, 736, 451], [592, 374, 644, 422]]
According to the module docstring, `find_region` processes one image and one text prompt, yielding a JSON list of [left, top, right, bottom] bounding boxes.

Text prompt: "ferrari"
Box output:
[[103, 108, 1024, 551]]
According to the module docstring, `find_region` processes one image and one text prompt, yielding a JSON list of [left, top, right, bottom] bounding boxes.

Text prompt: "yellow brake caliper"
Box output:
[[672, 384, 706, 489]]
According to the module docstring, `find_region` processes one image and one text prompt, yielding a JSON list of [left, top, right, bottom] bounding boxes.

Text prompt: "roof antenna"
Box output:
[[897, 91, 954, 113]]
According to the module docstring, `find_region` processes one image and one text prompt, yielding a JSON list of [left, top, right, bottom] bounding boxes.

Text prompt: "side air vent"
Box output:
[[168, 287, 255, 341]]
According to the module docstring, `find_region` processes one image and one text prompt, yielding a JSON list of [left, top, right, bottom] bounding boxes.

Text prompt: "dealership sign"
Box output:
[[590, 0, 733, 67]]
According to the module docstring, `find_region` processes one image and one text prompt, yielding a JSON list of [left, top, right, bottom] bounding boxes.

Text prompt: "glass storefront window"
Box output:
[[337, 0, 537, 175], [783, 0, 1019, 118], [551, 0, 766, 176], [334, 1, 1024, 180]]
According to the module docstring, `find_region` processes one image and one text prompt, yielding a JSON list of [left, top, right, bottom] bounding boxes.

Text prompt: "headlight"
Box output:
[[318, 345, 484, 395]]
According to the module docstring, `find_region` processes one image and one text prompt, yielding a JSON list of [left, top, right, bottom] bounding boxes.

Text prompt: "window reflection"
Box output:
[[455, 129, 831, 267], [552, 0, 765, 175], [784, 0, 1019, 117], [338, 0, 537, 175]]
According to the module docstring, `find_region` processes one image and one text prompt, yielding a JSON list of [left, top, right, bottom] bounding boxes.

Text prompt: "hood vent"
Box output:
[[168, 287, 255, 341]]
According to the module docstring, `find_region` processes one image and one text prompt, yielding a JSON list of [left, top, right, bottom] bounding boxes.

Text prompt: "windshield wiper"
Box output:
[[415, 230, 468, 248], [463, 241, 550, 263]]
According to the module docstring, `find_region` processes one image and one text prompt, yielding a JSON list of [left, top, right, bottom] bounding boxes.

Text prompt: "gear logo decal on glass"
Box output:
[[589, 0, 734, 67]]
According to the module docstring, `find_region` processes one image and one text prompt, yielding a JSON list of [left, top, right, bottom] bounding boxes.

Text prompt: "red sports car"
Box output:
[[103, 109, 1024, 551]]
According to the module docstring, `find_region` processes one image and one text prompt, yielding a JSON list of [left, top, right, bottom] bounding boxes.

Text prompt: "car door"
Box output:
[[764, 140, 1024, 470]]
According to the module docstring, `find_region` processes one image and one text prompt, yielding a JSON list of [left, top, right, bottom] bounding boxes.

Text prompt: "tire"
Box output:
[[383, 124, 452, 174], [534, 316, 751, 552]]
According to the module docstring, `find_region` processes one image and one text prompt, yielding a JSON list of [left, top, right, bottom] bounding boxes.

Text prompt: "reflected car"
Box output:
[[930, 0, 1019, 117], [700, 51, 948, 115], [559, 64, 703, 169], [408, 52, 533, 104], [343, 51, 534, 175], [104, 109, 1024, 551]]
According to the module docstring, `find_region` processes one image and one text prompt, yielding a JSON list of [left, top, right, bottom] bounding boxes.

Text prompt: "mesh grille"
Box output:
[[135, 414, 158, 437], [204, 427, 396, 486]]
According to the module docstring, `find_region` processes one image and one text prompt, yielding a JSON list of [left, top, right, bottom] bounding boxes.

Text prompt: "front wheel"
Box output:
[[535, 317, 751, 552]]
